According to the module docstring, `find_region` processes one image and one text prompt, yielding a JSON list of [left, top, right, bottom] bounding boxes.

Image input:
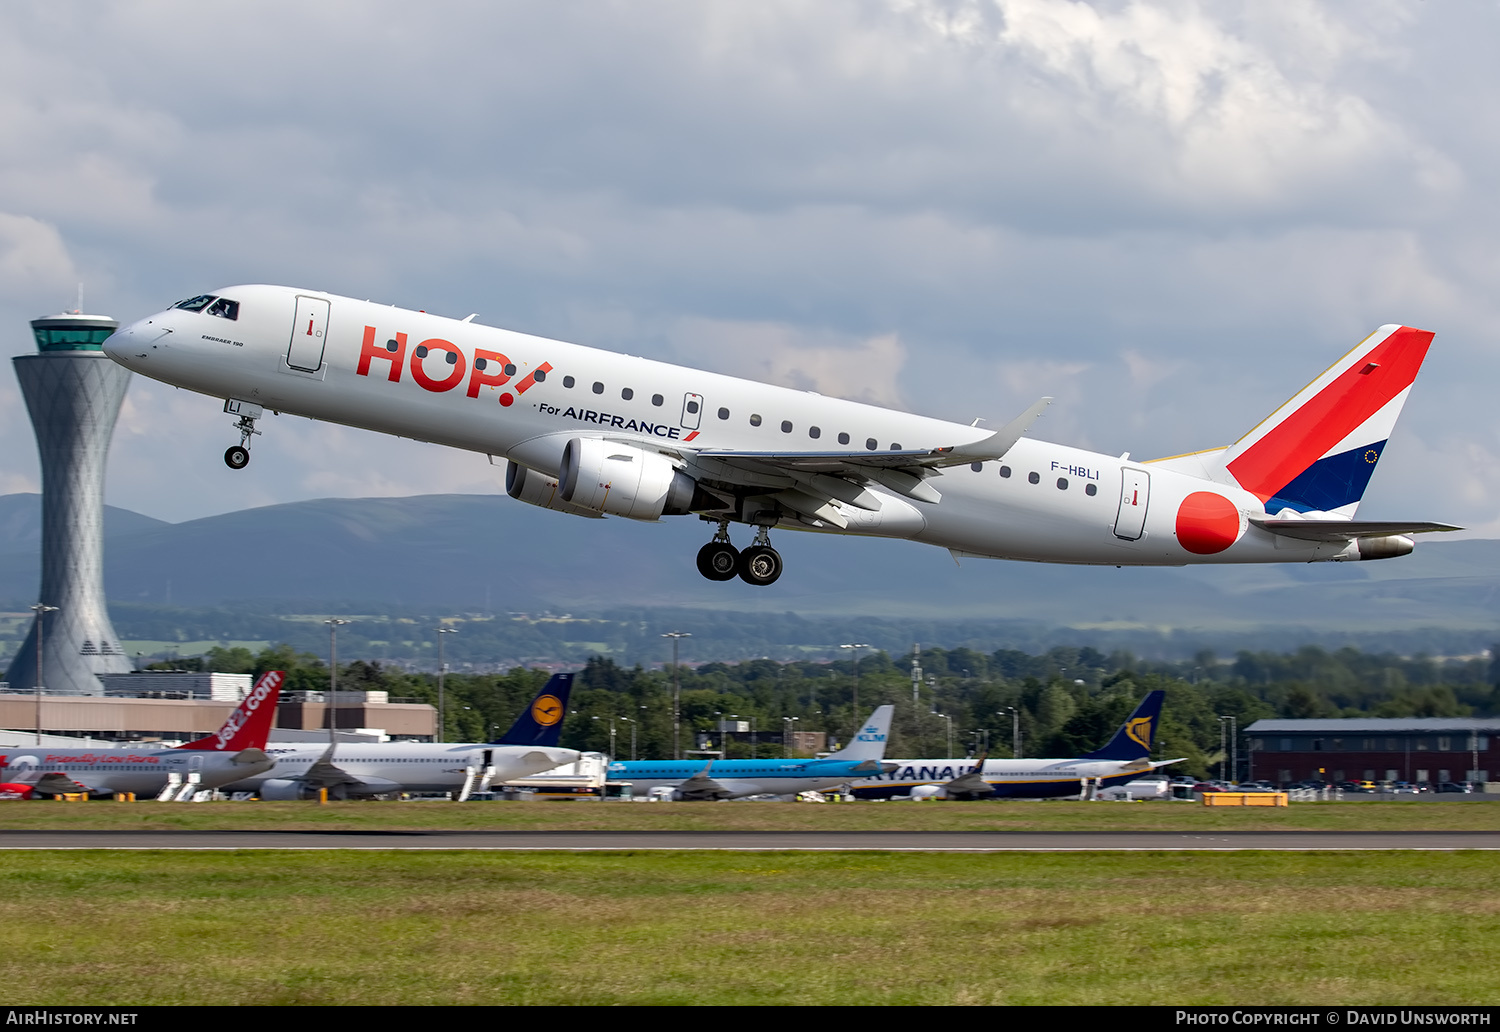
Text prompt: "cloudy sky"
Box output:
[[1, 1, 1496, 535]]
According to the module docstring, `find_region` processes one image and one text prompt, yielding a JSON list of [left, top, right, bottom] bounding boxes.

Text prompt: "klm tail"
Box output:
[[1079, 691, 1164, 762], [492, 673, 574, 747], [826, 705, 895, 762], [1216, 325, 1434, 517]]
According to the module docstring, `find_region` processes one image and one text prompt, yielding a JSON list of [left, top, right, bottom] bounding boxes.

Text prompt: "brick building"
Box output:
[[1244, 717, 1497, 785]]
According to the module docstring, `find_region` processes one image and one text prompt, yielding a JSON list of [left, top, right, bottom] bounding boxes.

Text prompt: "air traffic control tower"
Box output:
[[5, 312, 134, 695]]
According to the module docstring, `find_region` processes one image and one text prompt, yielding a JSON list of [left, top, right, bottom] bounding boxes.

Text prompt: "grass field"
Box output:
[[0, 797, 1496, 833], [1, 850, 1497, 1005]]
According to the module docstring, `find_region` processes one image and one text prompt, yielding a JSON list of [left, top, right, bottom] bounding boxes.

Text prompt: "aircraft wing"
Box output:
[[26, 772, 92, 797], [1249, 518, 1462, 542], [678, 397, 1052, 519], [299, 744, 370, 792]]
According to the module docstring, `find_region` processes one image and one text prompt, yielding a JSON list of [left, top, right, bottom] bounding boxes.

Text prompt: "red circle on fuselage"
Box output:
[[1176, 492, 1240, 554]]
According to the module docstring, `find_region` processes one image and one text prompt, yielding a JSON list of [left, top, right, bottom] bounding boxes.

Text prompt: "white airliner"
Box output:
[[102, 286, 1456, 583], [851, 691, 1180, 800], [225, 673, 580, 799], [0, 671, 283, 799]]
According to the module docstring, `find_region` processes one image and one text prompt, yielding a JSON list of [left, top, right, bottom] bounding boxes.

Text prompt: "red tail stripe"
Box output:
[[1226, 327, 1432, 502]]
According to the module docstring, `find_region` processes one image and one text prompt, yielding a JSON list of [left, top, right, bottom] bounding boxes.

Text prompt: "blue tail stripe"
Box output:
[[491, 673, 573, 747], [1078, 690, 1164, 761], [1264, 440, 1385, 514]]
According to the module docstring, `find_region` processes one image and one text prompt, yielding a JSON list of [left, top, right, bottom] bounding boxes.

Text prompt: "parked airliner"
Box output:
[[606, 705, 896, 800], [0, 671, 283, 799], [102, 286, 1456, 584], [226, 673, 579, 799], [851, 691, 1179, 800]]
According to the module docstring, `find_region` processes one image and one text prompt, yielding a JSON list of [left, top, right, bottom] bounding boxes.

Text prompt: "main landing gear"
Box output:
[[224, 406, 262, 470], [696, 523, 782, 586]]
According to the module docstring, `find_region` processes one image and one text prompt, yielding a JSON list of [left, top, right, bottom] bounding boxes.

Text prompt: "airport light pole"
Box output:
[[1002, 707, 1020, 759], [619, 716, 638, 760], [1218, 715, 1238, 784], [662, 632, 690, 759], [325, 618, 349, 747], [839, 643, 869, 720], [436, 627, 457, 743], [592, 715, 618, 759], [29, 603, 58, 745], [783, 715, 800, 757]]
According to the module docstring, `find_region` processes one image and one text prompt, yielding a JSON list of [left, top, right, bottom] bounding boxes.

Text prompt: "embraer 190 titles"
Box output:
[[104, 286, 1458, 585]]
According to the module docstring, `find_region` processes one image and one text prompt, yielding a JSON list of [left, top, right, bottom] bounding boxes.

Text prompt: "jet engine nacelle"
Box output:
[[257, 779, 309, 801], [506, 461, 607, 519], [559, 438, 698, 520]]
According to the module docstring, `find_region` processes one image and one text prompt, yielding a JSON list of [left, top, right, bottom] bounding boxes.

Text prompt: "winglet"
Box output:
[[492, 673, 574, 747], [949, 397, 1052, 462], [176, 670, 284, 752]]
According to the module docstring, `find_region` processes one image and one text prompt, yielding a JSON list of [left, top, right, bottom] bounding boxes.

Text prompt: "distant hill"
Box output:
[[0, 492, 1496, 635]]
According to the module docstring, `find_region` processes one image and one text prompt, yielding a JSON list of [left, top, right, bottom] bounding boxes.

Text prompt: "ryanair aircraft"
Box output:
[[851, 691, 1178, 799]]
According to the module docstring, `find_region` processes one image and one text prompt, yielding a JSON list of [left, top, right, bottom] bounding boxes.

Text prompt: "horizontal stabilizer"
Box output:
[[1250, 518, 1461, 543]]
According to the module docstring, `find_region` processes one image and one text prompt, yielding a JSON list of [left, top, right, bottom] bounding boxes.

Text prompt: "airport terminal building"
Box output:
[[1245, 717, 1498, 785]]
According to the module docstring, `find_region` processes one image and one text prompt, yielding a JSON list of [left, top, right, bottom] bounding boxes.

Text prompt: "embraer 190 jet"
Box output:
[[103, 286, 1457, 584]]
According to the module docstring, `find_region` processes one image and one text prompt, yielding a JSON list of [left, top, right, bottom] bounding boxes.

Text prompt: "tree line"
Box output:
[[154, 640, 1500, 780]]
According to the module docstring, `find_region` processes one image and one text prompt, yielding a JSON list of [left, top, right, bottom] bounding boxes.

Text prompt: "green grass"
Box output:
[[1, 850, 1496, 1005], [1, 797, 1496, 833]]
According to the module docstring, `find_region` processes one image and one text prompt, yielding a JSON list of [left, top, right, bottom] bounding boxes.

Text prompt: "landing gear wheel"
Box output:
[[737, 545, 783, 586], [696, 541, 740, 581], [224, 445, 250, 470]]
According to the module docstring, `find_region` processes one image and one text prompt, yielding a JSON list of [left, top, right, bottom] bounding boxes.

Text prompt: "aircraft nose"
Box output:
[[103, 314, 171, 365]]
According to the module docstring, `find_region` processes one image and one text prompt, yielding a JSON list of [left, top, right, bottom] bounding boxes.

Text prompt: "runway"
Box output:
[[0, 830, 1497, 850]]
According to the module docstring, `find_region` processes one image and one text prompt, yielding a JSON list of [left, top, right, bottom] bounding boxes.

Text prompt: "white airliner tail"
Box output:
[[825, 705, 894, 762]]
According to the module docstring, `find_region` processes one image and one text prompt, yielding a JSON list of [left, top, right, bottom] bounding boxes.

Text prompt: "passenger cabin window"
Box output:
[[891, 443, 901, 450], [621, 388, 634, 400], [592, 382, 604, 394], [750, 414, 762, 426], [838, 432, 850, 445], [652, 394, 664, 406], [205, 297, 240, 321], [1085, 483, 1097, 496], [718, 407, 730, 420], [1000, 465, 1012, 478], [971, 463, 983, 472], [1056, 478, 1068, 490], [1028, 472, 1040, 484], [865, 438, 877, 450], [809, 427, 821, 439], [686, 399, 700, 414], [533, 369, 546, 382], [504, 363, 517, 376], [781, 420, 793, 433], [563, 376, 576, 388]]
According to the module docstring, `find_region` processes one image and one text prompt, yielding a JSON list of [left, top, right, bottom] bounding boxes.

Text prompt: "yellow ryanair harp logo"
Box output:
[[531, 694, 564, 727], [1125, 716, 1154, 749]]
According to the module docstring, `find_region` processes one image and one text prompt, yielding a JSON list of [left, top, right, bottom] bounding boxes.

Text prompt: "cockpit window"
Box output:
[[173, 295, 216, 312], [205, 297, 239, 321]]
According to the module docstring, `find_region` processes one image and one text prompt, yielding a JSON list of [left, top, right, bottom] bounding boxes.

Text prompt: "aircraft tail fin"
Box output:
[[492, 673, 573, 747], [826, 704, 895, 762], [1215, 325, 1434, 517], [176, 670, 284, 752], [1079, 691, 1165, 762]]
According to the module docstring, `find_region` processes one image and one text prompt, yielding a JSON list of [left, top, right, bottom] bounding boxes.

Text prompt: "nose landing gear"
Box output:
[[222, 399, 262, 470], [695, 523, 782, 586]]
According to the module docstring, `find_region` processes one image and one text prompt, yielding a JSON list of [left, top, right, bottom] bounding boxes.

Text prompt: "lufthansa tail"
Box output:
[[492, 673, 574, 747], [1078, 690, 1165, 763]]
